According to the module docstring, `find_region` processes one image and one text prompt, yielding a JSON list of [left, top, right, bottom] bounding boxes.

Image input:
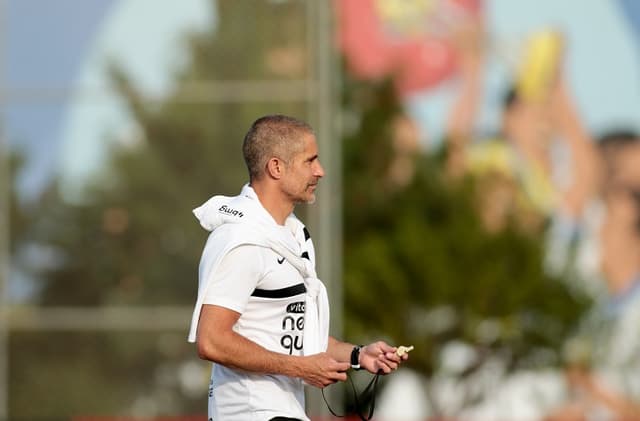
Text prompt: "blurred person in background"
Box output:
[[546, 132, 640, 421], [187, 115, 408, 421], [446, 28, 600, 279], [590, 131, 640, 296]]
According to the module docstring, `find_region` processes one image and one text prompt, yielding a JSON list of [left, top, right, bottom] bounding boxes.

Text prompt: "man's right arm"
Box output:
[[196, 304, 350, 388]]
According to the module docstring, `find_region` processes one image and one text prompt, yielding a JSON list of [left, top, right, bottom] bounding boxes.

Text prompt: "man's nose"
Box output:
[[314, 161, 325, 178]]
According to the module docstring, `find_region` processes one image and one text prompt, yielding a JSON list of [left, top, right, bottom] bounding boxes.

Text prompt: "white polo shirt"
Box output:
[[203, 242, 309, 421]]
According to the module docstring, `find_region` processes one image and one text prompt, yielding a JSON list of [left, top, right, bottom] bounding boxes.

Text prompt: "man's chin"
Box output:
[[295, 193, 316, 205]]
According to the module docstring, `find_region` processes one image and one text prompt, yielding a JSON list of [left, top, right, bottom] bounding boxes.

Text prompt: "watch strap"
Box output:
[[350, 345, 363, 370]]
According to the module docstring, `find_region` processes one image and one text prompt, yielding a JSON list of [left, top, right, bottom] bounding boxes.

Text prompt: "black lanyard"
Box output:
[[321, 371, 381, 421]]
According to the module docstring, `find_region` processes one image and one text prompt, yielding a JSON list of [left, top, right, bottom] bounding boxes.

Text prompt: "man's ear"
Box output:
[[266, 157, 284, 179]]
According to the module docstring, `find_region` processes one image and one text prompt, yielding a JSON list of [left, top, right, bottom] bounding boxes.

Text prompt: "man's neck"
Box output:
[[250, 182, 294, 225]]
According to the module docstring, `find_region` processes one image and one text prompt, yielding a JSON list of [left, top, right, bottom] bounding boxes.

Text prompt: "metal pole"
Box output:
[[306, 0, 343, 418], [0, 80, 315, 104], [315, 0, 343, 353], [0, 151, 8, 421], [0, 126, 9, 421], [0, 0, 10, 415]]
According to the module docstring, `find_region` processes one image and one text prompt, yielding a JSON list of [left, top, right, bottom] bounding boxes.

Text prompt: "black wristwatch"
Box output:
[[350, 345, 363, 370]]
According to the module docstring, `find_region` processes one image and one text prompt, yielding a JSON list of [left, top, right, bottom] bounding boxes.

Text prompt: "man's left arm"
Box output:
[[326, 336, 407, 374]]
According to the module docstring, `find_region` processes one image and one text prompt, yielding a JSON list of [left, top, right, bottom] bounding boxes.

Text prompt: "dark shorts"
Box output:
[[269, 418, 302, 421]]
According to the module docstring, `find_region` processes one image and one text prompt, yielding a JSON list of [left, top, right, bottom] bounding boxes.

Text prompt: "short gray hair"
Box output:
[[242, 115, 314, 181]]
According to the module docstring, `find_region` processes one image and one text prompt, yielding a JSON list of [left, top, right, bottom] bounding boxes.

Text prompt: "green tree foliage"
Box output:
[[7, 152, 33, 262]]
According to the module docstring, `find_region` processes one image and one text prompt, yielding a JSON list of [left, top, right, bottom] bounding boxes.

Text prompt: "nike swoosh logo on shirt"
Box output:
[[277, 257, 285, 264]]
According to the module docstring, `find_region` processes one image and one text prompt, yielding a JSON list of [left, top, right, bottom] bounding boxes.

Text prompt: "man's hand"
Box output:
[[297, 352, 351, 388], [359, 341, 409, 374]]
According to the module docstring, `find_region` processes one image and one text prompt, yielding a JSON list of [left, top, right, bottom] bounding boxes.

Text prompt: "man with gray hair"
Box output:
[[188, 115, 409, 420]]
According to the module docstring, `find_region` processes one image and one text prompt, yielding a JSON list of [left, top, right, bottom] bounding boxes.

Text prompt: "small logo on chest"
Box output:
[[286, 301, 305, 313], [277, 257, 285, 264]]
